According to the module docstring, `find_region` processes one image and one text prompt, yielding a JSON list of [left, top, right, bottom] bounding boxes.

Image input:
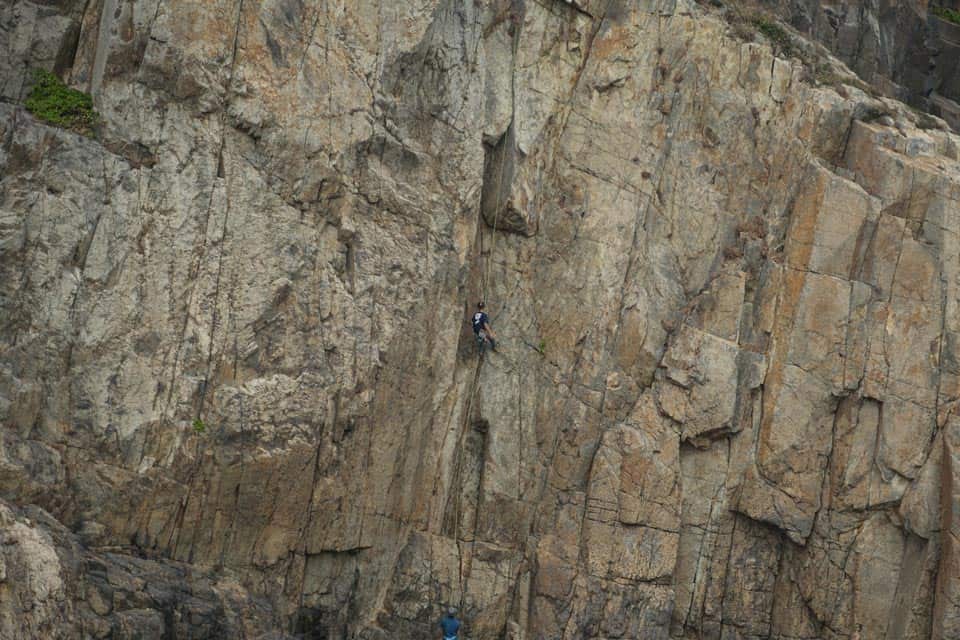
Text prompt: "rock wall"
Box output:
[[0, 498, 279, 639], [764, 0, 960, 128], [2, 0, 960, 638]]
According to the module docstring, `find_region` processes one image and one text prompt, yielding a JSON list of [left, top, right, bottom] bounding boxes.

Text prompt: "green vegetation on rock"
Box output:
[[932, 6, 960, 24], [25, 69, 98, 135], [753, 17, 792, 50], [726, 9, 797, 57]]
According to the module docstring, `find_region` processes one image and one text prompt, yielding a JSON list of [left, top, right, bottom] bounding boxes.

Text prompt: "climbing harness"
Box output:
[[476, 331, 497, 355]]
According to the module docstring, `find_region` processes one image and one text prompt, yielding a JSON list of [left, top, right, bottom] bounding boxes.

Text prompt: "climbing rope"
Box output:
[[481, 14, 520, 305], [483, 135, 509, 304], [454, 18, 526, 617]]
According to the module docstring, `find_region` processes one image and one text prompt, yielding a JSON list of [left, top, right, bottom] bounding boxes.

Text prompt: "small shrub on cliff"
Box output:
[[753, 17, 794, 54], [25, 69, 98, 135], [810, 62, 841, 86], [192, 418, 207, 434], [725, 10, 795, 56], [907, 104, 946, 130], [932, 6, 960, 25]]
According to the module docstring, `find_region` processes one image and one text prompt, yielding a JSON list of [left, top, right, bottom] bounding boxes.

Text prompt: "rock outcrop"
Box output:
[[2, 0, 960, 638], [765, 0, 960, 128], [0, 498, 281, 639]]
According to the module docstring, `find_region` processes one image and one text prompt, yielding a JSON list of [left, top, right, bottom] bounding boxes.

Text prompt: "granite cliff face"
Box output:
[[765, 0, 960, 128], [3, 0, 960, 638]]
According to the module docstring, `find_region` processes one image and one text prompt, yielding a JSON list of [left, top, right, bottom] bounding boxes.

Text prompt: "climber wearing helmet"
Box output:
[[471, 302, 497, 354], [440, 606, 461, 640]]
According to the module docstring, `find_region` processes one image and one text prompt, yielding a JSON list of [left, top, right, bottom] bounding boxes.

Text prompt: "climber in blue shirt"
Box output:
[[471, 301, 497, 354], [440, 607, 461, 640]]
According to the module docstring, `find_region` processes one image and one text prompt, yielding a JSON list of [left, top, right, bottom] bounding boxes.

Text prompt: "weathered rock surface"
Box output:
[[0, 498, 284, 639], [2, 0, 960, 638], [765, 0, 960, 128]]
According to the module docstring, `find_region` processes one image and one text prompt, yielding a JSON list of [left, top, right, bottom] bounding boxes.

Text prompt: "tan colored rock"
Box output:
[[583, 396, 679, 583], [3, 0, 960, 639], [658, 324, 765, 443], [934, 417, 960, 639], [784, 163, 879, 280]]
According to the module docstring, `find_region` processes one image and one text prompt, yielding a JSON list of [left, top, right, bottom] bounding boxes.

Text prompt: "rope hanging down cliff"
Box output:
[[481, 129, 509, 304]]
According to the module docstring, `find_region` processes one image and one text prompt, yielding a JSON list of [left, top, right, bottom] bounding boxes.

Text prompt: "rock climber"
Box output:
[[440, 606, 461, 640], [471, 301, 497, 354]]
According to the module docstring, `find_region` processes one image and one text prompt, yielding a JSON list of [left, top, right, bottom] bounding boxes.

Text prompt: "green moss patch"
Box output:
[[932, 6, 960, 24], [25, 69, 98, 135]]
